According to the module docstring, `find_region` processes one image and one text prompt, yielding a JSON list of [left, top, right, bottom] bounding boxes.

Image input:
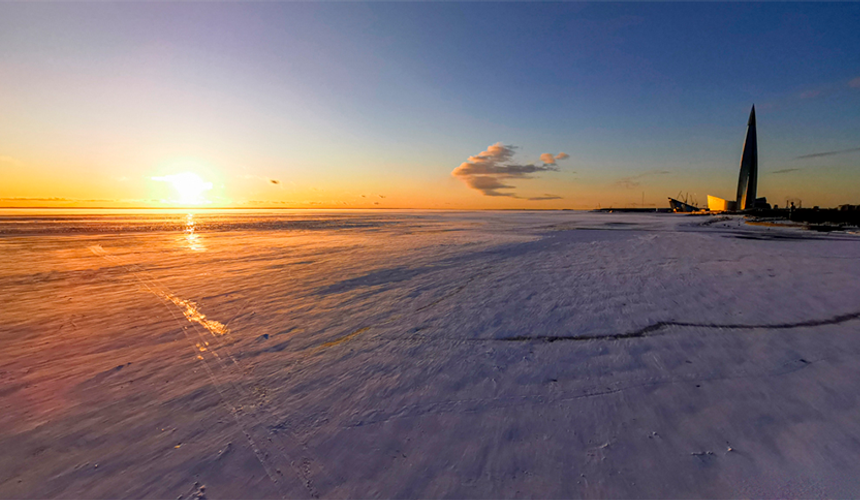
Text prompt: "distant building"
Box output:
[[707, 195, 736, 212], [668, 196, 698, 212], [707, 105, 767, 212], [736, 106, 758, 210]]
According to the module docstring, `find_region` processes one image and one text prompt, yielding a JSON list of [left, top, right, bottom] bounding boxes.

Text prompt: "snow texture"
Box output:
[[2, 210, 860, 498]]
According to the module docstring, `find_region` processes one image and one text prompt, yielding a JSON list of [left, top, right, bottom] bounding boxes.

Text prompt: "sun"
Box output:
[[151, 172, 213, 205]]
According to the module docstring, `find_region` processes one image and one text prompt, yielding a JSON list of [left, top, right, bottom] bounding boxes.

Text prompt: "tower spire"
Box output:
[[736, 105, 758, 210]]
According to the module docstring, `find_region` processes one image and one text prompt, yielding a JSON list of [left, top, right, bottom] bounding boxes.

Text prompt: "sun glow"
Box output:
[[151, 172, 213, 205]]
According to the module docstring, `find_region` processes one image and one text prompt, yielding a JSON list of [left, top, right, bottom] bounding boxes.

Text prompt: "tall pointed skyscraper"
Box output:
[[736, 105, 758, 210]]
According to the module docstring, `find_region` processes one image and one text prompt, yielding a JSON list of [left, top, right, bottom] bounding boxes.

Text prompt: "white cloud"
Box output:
[[452, 143, 568, 198]]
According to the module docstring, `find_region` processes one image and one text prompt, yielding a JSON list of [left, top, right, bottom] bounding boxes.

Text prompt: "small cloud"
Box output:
[[540, 152, 570, 165], [616, 178, 641, 189], [270, 179, 280, 185], [614, 170, 670, 189], [378, 194, 386, 198], [527, 194, 563, 201], [796, 147, 860, 159], [452, 143, 564, 198], [361, 194, 366, 198], [373, 201, 379, 205], [0, 197, 72, 202], [761, 76, 860, 112], [465, 175, 517, 197], [770, 168, 800, 174]]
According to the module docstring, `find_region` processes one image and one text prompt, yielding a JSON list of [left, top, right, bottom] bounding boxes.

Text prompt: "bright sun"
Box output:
[[152, 172, 213, 205]]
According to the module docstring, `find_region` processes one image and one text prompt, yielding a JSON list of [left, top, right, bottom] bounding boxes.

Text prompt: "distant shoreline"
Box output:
[[0, 206, 596, 211]]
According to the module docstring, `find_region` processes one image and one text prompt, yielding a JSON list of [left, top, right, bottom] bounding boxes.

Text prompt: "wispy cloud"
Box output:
[[759, 76, 860, 112], [0, 197, 72, 202], [796, 146, 860, 159], [452, 143, 568, 198], [614, 170, 670, 189], [0, 197, 123, 204], [527, 194, 563, 201], [770, 168, 800, 174]]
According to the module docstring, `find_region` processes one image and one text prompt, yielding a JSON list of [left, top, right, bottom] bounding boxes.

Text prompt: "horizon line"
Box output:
[[0, 206, 597, 212]]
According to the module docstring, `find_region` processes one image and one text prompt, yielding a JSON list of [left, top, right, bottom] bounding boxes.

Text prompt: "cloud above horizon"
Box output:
[[757, 75, 860, 112], [795, 146, 860, 159], [0, 197, 123, 204], [539, 152, 571, 165], [770, 168, 800, 174], [614, 170, 670, 189], [540, 153, 556, 165], [0, 197, 74, 202], [452, 143, 568, 198], [528, 194, 563, 201]]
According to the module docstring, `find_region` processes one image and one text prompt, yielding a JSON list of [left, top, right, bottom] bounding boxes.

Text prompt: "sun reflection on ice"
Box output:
[[184, 213, 205, 251], [157, 291, 228, 337]]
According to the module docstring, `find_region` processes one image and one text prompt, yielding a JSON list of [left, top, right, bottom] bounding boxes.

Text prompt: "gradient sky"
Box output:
[[1, 2, 859, 209]]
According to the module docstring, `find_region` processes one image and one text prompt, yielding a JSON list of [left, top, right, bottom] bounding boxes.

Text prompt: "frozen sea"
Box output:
[[2, 209, 860, 498]]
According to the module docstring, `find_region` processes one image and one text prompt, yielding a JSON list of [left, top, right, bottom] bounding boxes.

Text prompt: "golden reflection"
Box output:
[[158, 291, 229, 337], [183, 213, 205, 251], [314, 326, 371, 352]]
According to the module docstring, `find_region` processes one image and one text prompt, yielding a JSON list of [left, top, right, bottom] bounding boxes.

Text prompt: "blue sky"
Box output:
[[1, 2, 859, 208]]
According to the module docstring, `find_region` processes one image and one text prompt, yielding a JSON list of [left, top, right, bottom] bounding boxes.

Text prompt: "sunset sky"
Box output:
[[1, 2, 859, 209]]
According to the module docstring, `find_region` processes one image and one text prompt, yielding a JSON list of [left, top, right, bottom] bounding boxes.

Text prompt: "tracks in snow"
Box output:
[[88, 245, 320, 499]]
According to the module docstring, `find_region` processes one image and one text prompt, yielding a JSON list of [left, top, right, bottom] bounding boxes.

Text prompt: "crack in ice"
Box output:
[[495, 310, 860, 343]]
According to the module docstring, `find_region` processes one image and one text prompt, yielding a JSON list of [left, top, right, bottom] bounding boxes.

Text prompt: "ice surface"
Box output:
[[2, 210, 860, 498]]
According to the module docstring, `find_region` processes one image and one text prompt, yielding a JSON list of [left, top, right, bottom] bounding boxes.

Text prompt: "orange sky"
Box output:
[[2, 149, 858, 210]]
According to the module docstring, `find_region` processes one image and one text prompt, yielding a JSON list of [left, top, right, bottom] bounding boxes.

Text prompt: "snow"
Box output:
[[2, 210, 860, 498]]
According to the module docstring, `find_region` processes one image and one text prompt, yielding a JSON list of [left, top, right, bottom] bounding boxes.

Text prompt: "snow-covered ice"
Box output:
[[2, 210, 860, 498]]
